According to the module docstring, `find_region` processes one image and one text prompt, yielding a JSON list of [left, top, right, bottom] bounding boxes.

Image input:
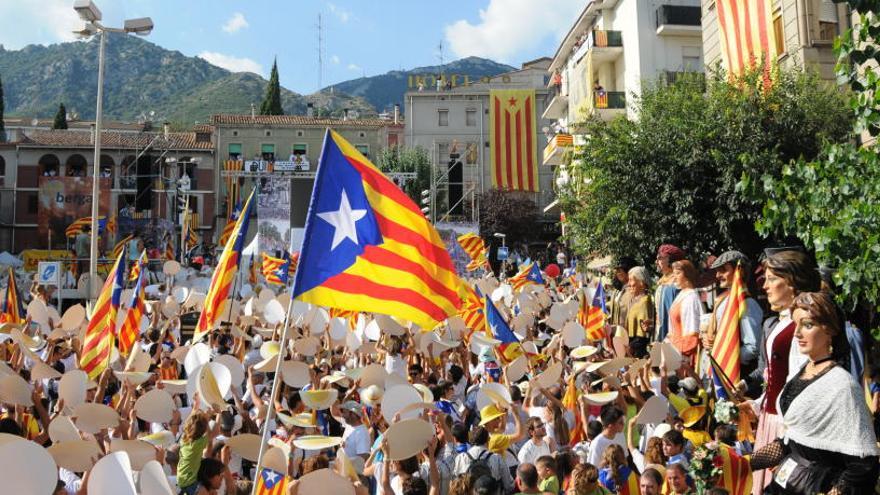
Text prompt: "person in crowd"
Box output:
[[666, 259, 703, 365], [749, 291, 879, 494], [609, 257, 636, 328], [535, 455, 559, 494], [515, 462, 552, 495], [587, 405, 626, 467], [598, 444, 636, 493], [702, 251, 763, 387], [750, 249, 821, 494], [665, 462, 694, 494], [654, 244, 685, 341], [625, 266, 654, 358], [517, 417, 555, 466], [639, 467, 664, 495], [567, 462, 611, 495]]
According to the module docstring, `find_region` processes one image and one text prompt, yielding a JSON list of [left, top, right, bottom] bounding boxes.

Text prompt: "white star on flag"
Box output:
[[317, 189, 367, 250]]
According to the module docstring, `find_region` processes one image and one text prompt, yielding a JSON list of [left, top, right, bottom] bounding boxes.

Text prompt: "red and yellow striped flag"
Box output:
[[262, 254, 287, 286], [254, 467, 287, 495], [579, 286, 606, 342], [563, 376, 584, 446], [114, 234, 133, 261], [715, 444, 753, 495], [218, 202, 242, 247], [79, 248, 126, 379], [118, 251, 147, 356], [457, 233, 490, 272], [716, 0, 776, 85], [0, 267, 22, 325], [292, 130, 463, 328], [164, 239, 174, 261], [489, 89, 539, 192], [194, 190, 255, 341], [712, 263, 746, 384], [128, 249, 146, 282], [459, 285, 487, 342]]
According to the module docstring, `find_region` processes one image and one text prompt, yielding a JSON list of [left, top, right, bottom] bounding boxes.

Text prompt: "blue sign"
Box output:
[[497, 246, 509, 261]]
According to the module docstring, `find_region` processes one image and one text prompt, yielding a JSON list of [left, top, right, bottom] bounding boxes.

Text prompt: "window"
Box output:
[[228, 143, 242, 161], [359, 132, 366, 138], [265, 131, 272, 137], [261, 144, 275, 161], [466, 109, 477, 127], [816, 0, 838, 42], [292, 144, 307, 156], [232, 130, 239, 137], [0, 156, 5, 186], [355, 144, 370, 158], [27, 193, 38, 214], [438, 109, 449, 127], [681, 46, 701, 70], [773, 8, 785, 55], [296, 130, 305, 137]]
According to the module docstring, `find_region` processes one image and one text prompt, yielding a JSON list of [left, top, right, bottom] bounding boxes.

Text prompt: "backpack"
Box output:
[[466, 450, 495, 481]]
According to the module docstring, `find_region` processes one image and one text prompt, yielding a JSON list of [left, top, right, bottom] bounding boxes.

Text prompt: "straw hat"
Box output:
[[680, 406, 707, 428], [533, 360, 563, 392], [60, 304, 86, 332], [583, 391, 619, 405], [413, 383, 434, 403], [0, 373, 32, 406], [196, 362, 232, 411], [504, 354, 528, 382], [277, 411, 316, 429], [159, 379, 187, 396], [297, 468, 356, 495], [110, 439, 156, 470], [73, 402, 121, 434], [183, 342, 212, 376], [355, 363, 387, 389], [31, 360, 62, 382], [225, 433, 262, 461], [213, 354, 245, 391], [47, 438, 101, 472], [479, 404, 507, 426], [140, 430, 175, 449], [280, 361, 311, 388], [134, 389, 176, 424], [381, 384, 424, 423], [88, 451, 136, 495], [571, 345, 599, 360], [384, 419, 435, 461], [300, 389, 339, 410], [476, 383, 512, 411], [292, 435, 344, 451], [359, 385, 384, 407], [140, 459, 176, 495], [114, 371, 153, 386], [0, 433, 57, 494], [48, 415, 81, 444], [294, 336, 321, 357], [163, 260, 181, 276], [634, 396, 668, 425], [652, 423, 673, 439], [561, 320, 586, 348], [263, 299, 285, 325]]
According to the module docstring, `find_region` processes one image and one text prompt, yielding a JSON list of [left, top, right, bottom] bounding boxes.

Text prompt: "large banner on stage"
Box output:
[[38, 177, 111, 244], [257, 177, 291, 255]]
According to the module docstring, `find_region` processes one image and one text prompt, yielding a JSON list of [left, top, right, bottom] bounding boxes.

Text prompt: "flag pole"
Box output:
[[251, 295, 295, 495]]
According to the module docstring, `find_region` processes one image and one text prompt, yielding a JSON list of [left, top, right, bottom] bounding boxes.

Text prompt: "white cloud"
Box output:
[[331, 55, 341, 65], [347, 63, 361, 72], [198, 51, 264, 75], [222, 12, 249, 33], [444, 0, 584, 62], [0, 0, 82, 49], [327, 3, 351, 23]]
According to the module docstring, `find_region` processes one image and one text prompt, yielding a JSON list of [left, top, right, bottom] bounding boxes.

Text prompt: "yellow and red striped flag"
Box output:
[[261, 254, 287, 286], [128, 249, 146, 282], [489, 89, 539, 192], [329, 307, 358, 330], [292, 130, 463, 329], [164, 239, 175, 261], [579, 285, 607, 341], [218, 202, 242, 247], [254, 467, 287, 495], [459, 285, 487, 342], [509, 263, 543, 292], [715, 0, 776, 85], [248, 254, 258, 285], [712, 263, 746, 384], [194, 190, 255, 342], [79, 248, 126, 379], [0, 267, 22, 325], [715, 443, 753, 495], [118, 250, 147, 356], [457, 233, 490, 272], [113, 234, 133, 261], [563, 376, 584, 446]]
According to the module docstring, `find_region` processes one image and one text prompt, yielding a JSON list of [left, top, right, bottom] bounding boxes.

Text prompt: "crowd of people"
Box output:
[[0, 242, 877, 495]]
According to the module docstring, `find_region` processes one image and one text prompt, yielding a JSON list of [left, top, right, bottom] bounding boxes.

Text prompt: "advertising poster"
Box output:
[[257, 177, 292, 256], [38, 177, 111, 244]]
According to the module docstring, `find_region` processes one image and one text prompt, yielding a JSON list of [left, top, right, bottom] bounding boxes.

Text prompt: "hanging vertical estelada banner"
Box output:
[[715, 0, 777, 84], [489, 89, 540, 192]]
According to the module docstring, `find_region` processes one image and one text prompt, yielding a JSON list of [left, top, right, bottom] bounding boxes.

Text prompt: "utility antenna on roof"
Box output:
[[437, 40, 444, 67], [317, 13, 324, 91]]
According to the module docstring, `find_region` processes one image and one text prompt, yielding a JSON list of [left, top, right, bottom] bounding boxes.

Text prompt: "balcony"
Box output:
[[542, 94, 569, 120], [588, 30, 623, 63], [656, 5, 702, 36], [543, 133, 573, 166], [593, 91, 626, 120]]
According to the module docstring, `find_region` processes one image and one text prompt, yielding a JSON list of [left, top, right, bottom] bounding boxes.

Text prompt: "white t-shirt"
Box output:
[[342, 423, 371, 458], [385, 354, 407, 378], [587, 432, 625, 467], [517, 438, 552, 466]]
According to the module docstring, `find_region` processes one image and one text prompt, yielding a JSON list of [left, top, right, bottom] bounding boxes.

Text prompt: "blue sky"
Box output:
[[0, 0, 584, 93]]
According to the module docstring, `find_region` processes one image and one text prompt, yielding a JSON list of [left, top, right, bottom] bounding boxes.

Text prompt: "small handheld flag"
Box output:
[[118, 250, 147, 356], [292, 130, 462, 328], [457, 233, 491, 272], [194, 190, 255, 342], [254, 467, 287, 495], [485, 295, 522, 363], [79, 247, 126, 379], [0, 267, 23, 325], [218, 202, 242, 247], [582, 283, 607, 341], [510, 262, 543, 292]]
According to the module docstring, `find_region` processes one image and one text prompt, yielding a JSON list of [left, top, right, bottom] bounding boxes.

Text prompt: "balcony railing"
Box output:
[[594, 91, 626, 110], [656, 5, 701, 27], [587, 30, 623, 49]]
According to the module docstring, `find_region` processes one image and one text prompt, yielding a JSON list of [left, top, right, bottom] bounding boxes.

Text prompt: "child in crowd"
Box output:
[[535, 455, 559, 494]]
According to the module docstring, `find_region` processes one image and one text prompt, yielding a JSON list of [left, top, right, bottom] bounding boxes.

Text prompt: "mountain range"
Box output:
[[0, 35, 514, 127]]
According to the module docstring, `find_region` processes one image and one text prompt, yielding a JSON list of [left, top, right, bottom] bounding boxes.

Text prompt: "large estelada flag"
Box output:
[[292, 130, 463, 329], [194, 190, 255, 342], [489, 89, 539, 192], [80, 247, 126, 379], [715, 0, 776, 84]]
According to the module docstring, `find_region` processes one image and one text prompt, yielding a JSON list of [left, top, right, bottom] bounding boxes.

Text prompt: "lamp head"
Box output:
[[124, 17, 154, 35], [73, 0, 102, 22]]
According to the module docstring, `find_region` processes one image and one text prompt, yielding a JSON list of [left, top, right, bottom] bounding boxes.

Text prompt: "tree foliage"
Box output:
[[742, 2, 880, 311], [375, 145, 431, 204], [260, 59, 283, 116], [53, 103, 68, 129], [559, 68, 851, 264], [478, 190, 537, 246]]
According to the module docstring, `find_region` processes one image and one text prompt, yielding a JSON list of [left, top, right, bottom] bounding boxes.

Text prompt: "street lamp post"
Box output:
[[72, 0, 153, 300]]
